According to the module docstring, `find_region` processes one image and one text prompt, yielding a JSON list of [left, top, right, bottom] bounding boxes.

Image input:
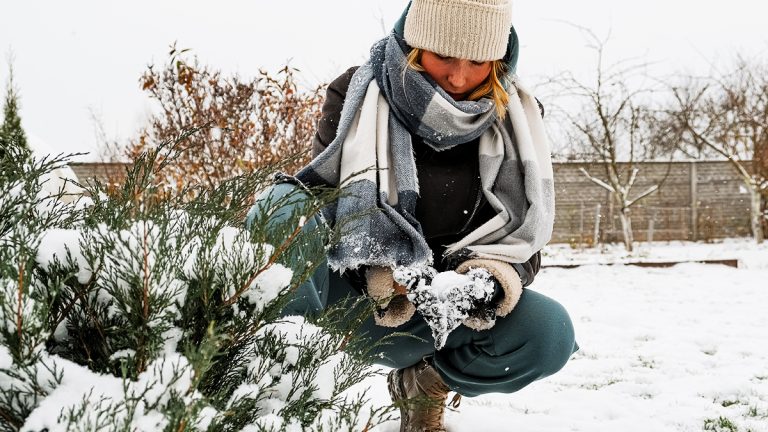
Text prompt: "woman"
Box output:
[[248, 1, 576, 430]]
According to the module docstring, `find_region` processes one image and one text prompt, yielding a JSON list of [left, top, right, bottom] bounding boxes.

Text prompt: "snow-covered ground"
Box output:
[[363, 239, 768, 431], [542, 238, 768, 270]]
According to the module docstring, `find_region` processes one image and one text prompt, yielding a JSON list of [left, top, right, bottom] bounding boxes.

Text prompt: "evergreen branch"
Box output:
[[337, 332, 353, 351], [142, 220, 150, 319], [222, 222, 303, 308], [16, 260, 24, 342], [136, 220, 151, 374], [175, 418, 187, 432], [49, 261, 104, 337], [0, 406, 21, 431], [82, 293, 107, 345], [77, 330, 94, 365]]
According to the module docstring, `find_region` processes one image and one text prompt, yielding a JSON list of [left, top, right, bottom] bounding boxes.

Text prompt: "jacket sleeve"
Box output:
[[449, 249, 541, 330], [443, 247, 542, 288], [312, 66, 359, 158], [512, 250, 541, 287]]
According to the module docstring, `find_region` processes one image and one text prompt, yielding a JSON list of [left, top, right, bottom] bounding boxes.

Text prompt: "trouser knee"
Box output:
[[246, 182, 315, 231], [517, 297, 577, 378], [432, 289, 577, 397]]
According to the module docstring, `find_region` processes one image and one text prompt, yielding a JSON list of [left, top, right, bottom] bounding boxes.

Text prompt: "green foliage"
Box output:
[[703, 416, 739, 432], [0, 135, 393, 431], [0, 63, 28, 155]]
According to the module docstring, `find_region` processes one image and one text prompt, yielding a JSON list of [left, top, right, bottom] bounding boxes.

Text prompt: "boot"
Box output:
[[387, 359, 461, 432]]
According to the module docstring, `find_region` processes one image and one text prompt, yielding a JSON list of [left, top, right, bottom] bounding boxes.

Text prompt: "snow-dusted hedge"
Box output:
[[0, 145, 392, 431]]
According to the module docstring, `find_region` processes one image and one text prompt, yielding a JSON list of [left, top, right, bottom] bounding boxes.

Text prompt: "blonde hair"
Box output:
[[406, 48, 509, 119]]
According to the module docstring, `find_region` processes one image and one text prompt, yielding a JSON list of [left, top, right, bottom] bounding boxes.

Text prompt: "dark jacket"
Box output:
[[312, 67, 542, 286]]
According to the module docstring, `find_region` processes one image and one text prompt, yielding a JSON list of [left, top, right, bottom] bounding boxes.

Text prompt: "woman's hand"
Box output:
[[393, 281, 408, 296], [392, 265, 437, 292]]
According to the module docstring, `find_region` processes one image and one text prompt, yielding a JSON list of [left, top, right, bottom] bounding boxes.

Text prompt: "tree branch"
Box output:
[[579, 168, 616, 192]]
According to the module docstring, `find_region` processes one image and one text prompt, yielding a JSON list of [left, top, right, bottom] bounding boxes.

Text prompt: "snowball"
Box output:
[[401, 267, 495, 349], [428, 271, 473, 301]]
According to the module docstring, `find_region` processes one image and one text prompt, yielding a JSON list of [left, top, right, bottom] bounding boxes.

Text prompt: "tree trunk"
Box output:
[[619, 207, 634, 252], [749, 187, 764, 243]]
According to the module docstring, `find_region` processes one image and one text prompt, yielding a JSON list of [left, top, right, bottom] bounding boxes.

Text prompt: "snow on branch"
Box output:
[[626, 184, 660, 208], [579, 167, 616, 193]]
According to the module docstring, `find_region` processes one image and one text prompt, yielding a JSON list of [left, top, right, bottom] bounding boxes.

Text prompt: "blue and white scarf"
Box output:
[[296, 33, 554, 271]]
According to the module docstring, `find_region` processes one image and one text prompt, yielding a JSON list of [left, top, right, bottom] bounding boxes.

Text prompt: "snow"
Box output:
[[109, 348, 137, 361], [36, 228, 93, 284], [0, 345, 12, 370], [542, 238, 768, 270], [312, 352, 345, 400], [193, 406, 218, 431], [244, 263, 293, 309], [10, 167, 768, 432], [360, 240, 768, 432], [220, 316, 353, 425], [0, 277, 44, 336], [21, 355, 125, 432], [211, 227, 265, 272], [396, 266, 496, 350], [245, 415, 302, 432], [27, 134, 86, 203], [20, 352, 205, 432], [134, 353, 193, 407]]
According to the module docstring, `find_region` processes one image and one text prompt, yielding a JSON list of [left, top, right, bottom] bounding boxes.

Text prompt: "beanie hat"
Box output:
[[403, 0, 513, 62]]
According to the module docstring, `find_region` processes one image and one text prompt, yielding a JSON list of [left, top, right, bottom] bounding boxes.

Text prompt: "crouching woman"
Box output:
[[248, 1, 577, 430]]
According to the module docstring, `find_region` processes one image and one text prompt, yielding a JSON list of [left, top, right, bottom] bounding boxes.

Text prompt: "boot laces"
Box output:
[[421, 383, 451, 430], [449, 393, 462, 408]]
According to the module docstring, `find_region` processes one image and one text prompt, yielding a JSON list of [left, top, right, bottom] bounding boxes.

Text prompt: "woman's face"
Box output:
[[420, 50, 493, 101]]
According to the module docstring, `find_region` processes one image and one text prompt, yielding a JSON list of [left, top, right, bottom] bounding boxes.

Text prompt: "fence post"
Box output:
[[647, 208, 656, 243], [690, 161, 698, 241], [579, 201, 585, 247], [593, 203, 601, 246]]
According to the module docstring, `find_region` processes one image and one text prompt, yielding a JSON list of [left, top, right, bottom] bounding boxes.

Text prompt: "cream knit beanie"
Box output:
[[403, 0, 513, 62]]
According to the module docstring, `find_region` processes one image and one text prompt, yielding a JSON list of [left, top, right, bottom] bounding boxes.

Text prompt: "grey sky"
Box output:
[[2, 0, 767, 160]]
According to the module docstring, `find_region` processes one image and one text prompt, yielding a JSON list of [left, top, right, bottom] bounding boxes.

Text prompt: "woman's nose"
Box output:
[[447, 64, 469, 89]]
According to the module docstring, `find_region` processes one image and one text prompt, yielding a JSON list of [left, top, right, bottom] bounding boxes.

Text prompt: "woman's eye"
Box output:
[[436, 54, 452, 61], [471, 60, 486, 66]]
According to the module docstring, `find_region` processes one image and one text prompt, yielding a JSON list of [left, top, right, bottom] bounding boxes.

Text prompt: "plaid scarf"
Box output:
[[296, 33, 554, 271]]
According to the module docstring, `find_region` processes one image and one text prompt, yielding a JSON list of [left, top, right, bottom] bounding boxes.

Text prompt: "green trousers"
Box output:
[[247, 183, 577, 397]]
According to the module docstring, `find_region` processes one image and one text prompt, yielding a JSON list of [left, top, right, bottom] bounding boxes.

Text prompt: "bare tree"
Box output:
[[662, 57, 768, 243], [89, 108, 125, 163], [125, 44, 324, 195], [545, 27, 666, 251]]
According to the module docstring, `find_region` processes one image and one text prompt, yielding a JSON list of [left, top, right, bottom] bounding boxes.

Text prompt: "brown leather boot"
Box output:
[[387, 359, 461, 432]]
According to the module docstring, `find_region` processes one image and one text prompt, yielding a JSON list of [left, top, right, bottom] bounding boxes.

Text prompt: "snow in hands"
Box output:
[[394, 266, 496, 349]]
